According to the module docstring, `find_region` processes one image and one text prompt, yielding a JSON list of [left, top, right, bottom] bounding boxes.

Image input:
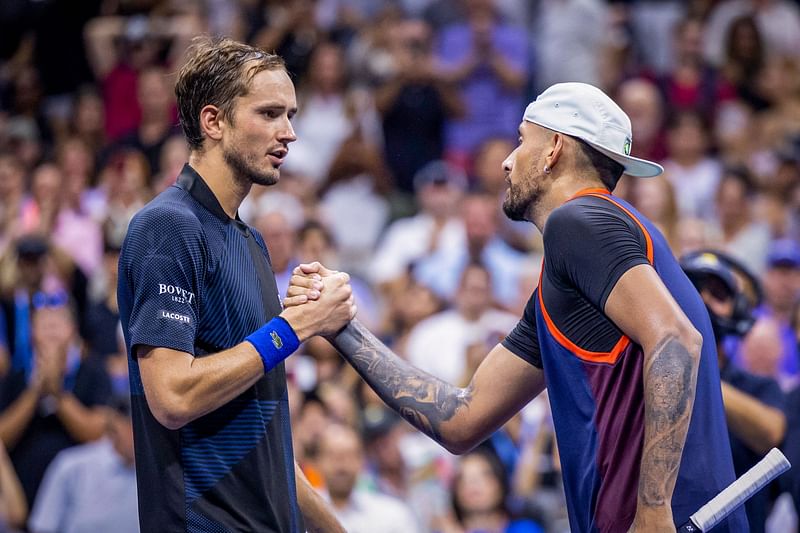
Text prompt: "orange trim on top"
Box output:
[[582, 193, 654, 264], [537, 261, 631, 365], [565, 187, 610, 202], [539, 190, 656, 365]]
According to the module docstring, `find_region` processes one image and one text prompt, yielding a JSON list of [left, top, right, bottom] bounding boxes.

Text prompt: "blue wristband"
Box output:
[[245, 316, 300, 373]]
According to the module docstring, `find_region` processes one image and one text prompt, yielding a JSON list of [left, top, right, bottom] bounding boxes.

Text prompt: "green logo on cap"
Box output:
[[624, 138, 632, 156]]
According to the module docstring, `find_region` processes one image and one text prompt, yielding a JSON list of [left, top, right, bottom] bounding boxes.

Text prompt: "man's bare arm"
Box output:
[[138, 273, 355, 430], [331, 319, 545, 454], [605, 264, 702, 530], [720, 382, 786, 454], [294, 462, 345, 533]]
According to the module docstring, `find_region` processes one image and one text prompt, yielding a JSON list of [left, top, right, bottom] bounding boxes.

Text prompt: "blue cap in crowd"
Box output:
[[767, 239, 800, 269]]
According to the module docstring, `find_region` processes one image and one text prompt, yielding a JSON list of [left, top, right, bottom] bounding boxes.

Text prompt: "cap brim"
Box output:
[[587, 141, 664, 178], [526, 119, 664, 178]]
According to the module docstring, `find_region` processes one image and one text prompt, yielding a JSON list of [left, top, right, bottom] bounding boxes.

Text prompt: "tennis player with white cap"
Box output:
[[288, 82, 749, 533]]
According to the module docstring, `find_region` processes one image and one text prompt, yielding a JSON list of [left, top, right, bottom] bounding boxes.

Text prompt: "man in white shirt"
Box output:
[[28, 396, 138, 533], [370, 160, 466, 286], [413, 192, 530, 307], [317, 424, 421, 533], [407, 263, 518, 384], [662, 110, 722, 220]]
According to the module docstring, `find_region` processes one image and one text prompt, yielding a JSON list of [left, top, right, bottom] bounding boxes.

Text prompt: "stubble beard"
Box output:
[[502, 168, 540, 222], [223, 144, 280, 188]]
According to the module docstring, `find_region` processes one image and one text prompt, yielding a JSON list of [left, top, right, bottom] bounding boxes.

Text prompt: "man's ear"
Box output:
[[199, 105, 224, 142], [545, 132, 565, 170]]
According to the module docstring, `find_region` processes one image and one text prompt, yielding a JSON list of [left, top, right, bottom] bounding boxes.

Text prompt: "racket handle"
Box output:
[[677, 519, 702, 532]]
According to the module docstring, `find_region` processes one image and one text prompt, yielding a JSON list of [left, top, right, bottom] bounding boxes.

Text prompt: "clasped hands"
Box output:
[[281, 262, 356, 340]]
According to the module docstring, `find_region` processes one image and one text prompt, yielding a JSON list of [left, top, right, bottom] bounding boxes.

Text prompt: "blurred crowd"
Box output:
[[1, 0, 800, 532]]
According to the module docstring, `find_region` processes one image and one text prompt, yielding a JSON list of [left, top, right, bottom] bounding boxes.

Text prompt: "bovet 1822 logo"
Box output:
[[159, 310, 192, 324], [159, 283, 195, 305]]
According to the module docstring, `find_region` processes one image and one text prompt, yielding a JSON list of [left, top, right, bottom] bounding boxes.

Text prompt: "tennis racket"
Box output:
[[677, 447, 791, 532]]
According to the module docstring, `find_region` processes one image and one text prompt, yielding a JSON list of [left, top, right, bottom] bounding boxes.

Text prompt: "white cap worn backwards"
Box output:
[[523, 82, 664, 178]]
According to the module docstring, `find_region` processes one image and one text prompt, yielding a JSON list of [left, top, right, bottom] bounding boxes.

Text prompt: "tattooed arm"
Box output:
[[330, 319, 545, 454], [605, 264, 702, 532]]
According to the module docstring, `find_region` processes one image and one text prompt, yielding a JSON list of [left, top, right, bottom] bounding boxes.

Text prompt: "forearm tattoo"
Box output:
[[331, 320, 472, 444], [639, 334, 698, 507]]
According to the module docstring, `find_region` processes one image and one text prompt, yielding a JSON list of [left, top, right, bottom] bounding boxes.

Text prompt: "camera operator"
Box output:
[[681, 251, 787, 533]]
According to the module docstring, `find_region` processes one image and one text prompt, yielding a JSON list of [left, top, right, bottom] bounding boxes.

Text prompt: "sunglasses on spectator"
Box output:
[[31, 290, 69, 310]]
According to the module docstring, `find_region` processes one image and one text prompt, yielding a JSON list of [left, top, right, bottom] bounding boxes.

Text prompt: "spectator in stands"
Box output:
[[659, 16, 735, 120], [414, 192, 528, 306], [0, 294, 110, 507], [68, 87, 106, 155], [436, 0, 528, 167], [376, 17, 462, 191], [442, 449, 543, 533], [615, 78, 667, 161], [318, 139, 392, 277], [96, 149, 152, 246], [713, 99, 756, 168], [17, 163, 60, 237], [753, 239, 800, 383], [56, 137, 97, 219], [370, 160, 466, 287], [472, 137, 539, 253], [84, 16, 161, 142], [0, 236, 83, 372], [151, 134, 189, 194], [361, 404, 453, 530], [0, 152, 26, 256], [783, 384, 800, 522], [283, 41, 381, 185], [719, 15, 769, 110], [0, 439, 26, 531], [113, 66, 180, 177], [740, 318, 788, 384], [510, 401, 569, 533], [704, 0, 800, 69], [81, 236, 121, 362], [682, 251, 786, 533], [19, 163, 102, 277], [406, 262, 517, 384], [293, 391, 333, 469], [534, 0, 608, 92], [317, 423, 421, 533], [294, 220, 380, 332], [629, 174, 680, 253], [662, 110, 722, 220], [255, 210, 298, 298], [252, 0, 324, 82], [28, 395, 138, 533], [84, 13, 200, 141], [472, 137, 514, 199], [5, 66, 50, 153], [381, 276, 442, 356], [714, 166, 771, 274]]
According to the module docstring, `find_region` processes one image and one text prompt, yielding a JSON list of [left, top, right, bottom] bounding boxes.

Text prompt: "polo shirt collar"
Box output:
[[176, 164, 231, 222]]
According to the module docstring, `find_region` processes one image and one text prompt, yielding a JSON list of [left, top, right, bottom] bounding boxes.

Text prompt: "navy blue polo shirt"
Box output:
[[118, 164, 301, 532]]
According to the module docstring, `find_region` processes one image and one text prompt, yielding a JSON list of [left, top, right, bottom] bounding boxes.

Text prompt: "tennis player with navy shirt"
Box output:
[[118, 37, 354, 532], [290, 83, 749, 532]]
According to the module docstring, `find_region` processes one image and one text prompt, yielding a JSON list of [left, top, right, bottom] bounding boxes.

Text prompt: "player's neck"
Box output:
[[188, 151, 251, 219], [537, 175, 608, 232]]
